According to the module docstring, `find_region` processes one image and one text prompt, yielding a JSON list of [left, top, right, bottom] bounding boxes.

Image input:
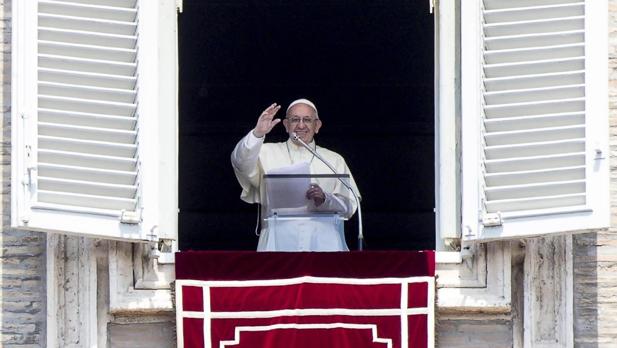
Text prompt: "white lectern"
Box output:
[[261, 174, 351, 251]]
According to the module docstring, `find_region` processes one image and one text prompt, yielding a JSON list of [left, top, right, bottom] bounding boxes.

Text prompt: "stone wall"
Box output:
[[0, 1, 47, 347], [437, 316, 514, 348]]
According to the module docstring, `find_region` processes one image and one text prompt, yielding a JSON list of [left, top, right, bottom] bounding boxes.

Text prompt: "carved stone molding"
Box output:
[[437, 241, 512, 313], [46, 234, 98, 348], [437, 244, 487, 288], [524, 235, 573, 348], [108, 241, 172, 314], [133, 242, 176, 290]]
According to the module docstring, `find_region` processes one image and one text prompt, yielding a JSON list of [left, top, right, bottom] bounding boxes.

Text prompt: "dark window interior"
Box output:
[[179, 0, 435, 251]]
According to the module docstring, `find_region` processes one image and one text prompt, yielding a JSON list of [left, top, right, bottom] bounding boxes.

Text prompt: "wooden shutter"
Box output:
[[461, 0, 608, 240], [37, 0, 140, 213], [12, 0, 178, 241]]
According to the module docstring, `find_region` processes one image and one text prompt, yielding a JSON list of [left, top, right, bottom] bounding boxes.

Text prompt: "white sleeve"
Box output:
[[231, 130, 264, 174], [231, 130, 266, 203], [310, 192, 354, 219]]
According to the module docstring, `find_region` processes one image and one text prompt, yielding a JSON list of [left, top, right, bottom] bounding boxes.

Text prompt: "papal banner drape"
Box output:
[[175, 251, 435, 348]]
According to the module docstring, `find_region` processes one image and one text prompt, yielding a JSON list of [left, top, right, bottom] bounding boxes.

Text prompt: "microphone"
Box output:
[[292, 132, 364, 251]]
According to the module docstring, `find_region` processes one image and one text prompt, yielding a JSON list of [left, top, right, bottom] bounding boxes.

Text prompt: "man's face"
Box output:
[[283, 104, 322, 144]]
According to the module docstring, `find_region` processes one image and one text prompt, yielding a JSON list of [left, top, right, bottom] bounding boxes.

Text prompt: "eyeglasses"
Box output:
[[287, 117, 317, 125]]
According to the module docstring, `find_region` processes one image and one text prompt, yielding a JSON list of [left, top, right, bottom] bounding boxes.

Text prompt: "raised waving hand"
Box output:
[[252, 103, 282, 138]]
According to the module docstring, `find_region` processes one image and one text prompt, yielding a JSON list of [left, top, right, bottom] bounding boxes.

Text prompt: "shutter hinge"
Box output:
[[157, 239, 176, 264], [463, 225, 474, 239], [120, 209, 142, 224], [176, 0, 183, 13], [482, 212, 503, 227], [460, 243, 475, 270], [22, 145, 36, 187], [429, 0, 437, 14]]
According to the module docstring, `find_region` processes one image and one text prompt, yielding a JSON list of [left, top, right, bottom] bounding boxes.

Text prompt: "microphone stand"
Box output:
[[292, 133, 364, 251]]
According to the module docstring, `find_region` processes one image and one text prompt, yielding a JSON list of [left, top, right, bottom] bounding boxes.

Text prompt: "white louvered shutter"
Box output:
[[12, 0, 178, 241], [461, 0, 608, 241]]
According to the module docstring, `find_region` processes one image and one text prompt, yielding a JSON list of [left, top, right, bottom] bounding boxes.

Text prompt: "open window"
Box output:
[[178, 1, 436, 251], [11, 0, 178, 242]]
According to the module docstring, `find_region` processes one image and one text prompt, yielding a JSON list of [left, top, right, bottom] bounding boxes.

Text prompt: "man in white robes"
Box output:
[[231, 99, 360, 251]]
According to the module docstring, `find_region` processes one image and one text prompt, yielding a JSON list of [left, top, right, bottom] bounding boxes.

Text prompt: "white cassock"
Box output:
[[231, 130, 361, 251]]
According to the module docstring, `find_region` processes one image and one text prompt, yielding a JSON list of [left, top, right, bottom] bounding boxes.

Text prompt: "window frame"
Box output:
[[434, 0, 511, 312]]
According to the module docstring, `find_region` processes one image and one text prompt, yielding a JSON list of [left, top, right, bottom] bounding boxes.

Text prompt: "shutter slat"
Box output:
[[39, 41, 136, 63], [39, 135, 137, 158], [484, 17, 583, 37], [39, 68, 136, 89], [485, 112, 584, 132], [39, 81, 136, 104], [485, 194, 585, 213], [39, 176, 137, 199], [484, 84, 584, 105], [38, 190, 137, 211], [484, 125, 584, 146], [47, 0, 138, 9], [39, 54, 136, 76], [484, 30, 583, 51], [485, 139, 584, 159], [39, 27, 137, 49], [485, 166, 585, 186], [39, 95, 136, 117], [39, 108, 136, 130], [39, 149, 137, 172], [39, 1, 137, 22], [484, 43, 584, 64], [484, 3, 584, 23], [485, 71, 584, 91], [485, 57, 584, 78], [39, 163, 136, 185], [484, 98, 584, 118], [39, 13, 136, 36], [39, 122, 136, 144], [484, 0, 582, 11], [485, 153, 584, 173], [485, 180, 584, 201]]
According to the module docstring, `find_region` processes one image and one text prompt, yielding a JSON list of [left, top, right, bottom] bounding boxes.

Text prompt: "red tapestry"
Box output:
[[175, 251, 435, 348]]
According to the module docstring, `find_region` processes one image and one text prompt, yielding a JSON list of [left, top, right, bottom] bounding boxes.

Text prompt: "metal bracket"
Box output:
[[464, 225, 475, 239], [176, 0, 183, 13], [460, 243, 476, 270], [148, 241, 161, 260], [119, 209, 142, 224], [158, 238, 173, 253], [482, 212, 503, 227], [148, 238, 175, 263], [22, 145, 36, 187], [157, 239, 176, 264]]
